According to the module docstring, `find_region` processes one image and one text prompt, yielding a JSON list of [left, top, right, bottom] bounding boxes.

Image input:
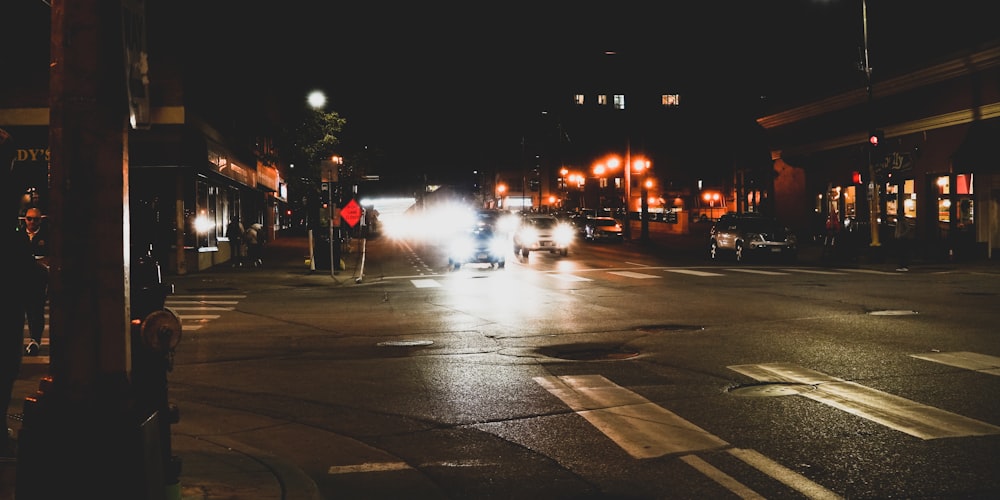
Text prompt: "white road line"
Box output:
[[681, 454, 765, 500], [728, 362, 1000, 439], [411, 279, 441, 288], [551, 273, 592, 282], [725, 269, 788, 275], [727, 448, 842, 500], [176, 314, 221, 321], [779, 269, 846, 275], [534, 374, 728, 458], [608, 271, 662, 279], [167, 306, 235, 311], [837, 269, 899, 275], [910, 351, 1000, 376], [664, 269, 725, 277]]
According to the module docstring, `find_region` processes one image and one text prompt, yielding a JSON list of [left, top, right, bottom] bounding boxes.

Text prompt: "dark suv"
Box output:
[[709, 213, 797, 262]]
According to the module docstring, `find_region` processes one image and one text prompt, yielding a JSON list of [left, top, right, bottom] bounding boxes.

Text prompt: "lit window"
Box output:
[[662, 94, 680, 106], [597, 94, 608, 106], [614, 94, 625, 110], [574, 94, 585, 105]]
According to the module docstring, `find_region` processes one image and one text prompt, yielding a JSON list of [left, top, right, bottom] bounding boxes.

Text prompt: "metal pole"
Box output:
[[863, 0, 881, 248]]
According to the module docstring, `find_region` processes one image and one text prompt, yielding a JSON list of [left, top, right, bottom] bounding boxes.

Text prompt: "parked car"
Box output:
[[448, 225, 506, 270], [582, 216, 624, 242], [709, 213, 797, 262], [513, 214, 574, 257]]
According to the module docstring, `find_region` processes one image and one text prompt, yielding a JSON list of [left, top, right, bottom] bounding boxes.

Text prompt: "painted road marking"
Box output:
[[728, 362, 1000, 439], [780, 269, 846, 275], [910, 351, 1000, 376], [411, 279, 441, 288], [664, 269, 725, 277], [551, 273, 592, 282], [725, 269, 788, 275], [534, 374, 728, 458], [726, 448, 842, 500], [535, 374, 840, 499], [608, 271, 662, 279]]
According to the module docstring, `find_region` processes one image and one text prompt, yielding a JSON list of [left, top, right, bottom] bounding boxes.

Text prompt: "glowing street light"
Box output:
[[307, 90, 327, 110]]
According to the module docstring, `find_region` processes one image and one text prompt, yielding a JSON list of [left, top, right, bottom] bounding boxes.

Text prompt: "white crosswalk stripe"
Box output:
[[400, 265, 910, 288], [728, 362, 1000, 439], [910, 351, 1000, 376], [608, 271, 662, 279], [664, 269, 725, 277], [165, 293, 246, 332]]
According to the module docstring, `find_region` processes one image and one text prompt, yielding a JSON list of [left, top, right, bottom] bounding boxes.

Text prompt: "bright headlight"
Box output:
[[554, 224, 574, 245]]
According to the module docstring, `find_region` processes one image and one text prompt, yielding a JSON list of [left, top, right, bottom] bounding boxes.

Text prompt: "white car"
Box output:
[[513, 215, 574, 257]]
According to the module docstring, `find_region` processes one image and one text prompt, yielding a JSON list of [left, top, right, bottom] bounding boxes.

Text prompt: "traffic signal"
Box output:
[[851, 171, 863, 184], [320, 182, 330, 208], [868, 129, 884, 147]]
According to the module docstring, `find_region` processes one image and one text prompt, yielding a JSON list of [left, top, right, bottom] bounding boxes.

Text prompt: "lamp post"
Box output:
[[862, 0, 881, 249]]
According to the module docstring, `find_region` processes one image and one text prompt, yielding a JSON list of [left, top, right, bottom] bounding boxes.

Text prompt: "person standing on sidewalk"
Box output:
[[21, 206, 50, 355], [895, 215, 916, 271], [2, 127, 35, 455], [227, 215, 245, 267], [245, 221, 265, 268]]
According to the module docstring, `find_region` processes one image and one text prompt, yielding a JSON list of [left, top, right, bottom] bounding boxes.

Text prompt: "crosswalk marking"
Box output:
[[728, 362, 1000, 439], [779, 269, 846, 275], [726, 268, 788, 275], [664, 269, 725, 277], [411, 279, 441, 288], [536, 374, 840, 499], [910, 351, 1000, 376], [608, 271, 661, 279], [534, 374, 728, 458], [837, 268, 900, 275]]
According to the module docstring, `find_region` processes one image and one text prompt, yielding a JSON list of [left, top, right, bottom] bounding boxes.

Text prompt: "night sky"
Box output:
[[10, 1, 994, 182]]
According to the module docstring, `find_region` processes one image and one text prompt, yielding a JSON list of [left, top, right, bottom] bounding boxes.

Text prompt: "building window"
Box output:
[[597, 94, 608, 106], [662, 94, 680, 106], [613, 94, 625, 110], [574, 94, 585, 105]]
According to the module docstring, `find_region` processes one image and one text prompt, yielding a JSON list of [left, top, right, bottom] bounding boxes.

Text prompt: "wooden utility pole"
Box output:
[[17, 0, 144, 497]]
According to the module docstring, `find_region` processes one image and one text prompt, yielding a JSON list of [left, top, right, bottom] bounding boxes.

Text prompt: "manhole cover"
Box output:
[[377, 340, 434, 347], [868, 310, 918, 316], [729, 383, 813, 397]]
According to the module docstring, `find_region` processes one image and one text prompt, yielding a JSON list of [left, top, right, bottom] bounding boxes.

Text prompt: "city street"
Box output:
[[9, 225, 1000, 499]]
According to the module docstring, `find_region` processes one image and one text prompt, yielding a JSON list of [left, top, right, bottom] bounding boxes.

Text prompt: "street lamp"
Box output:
[[861, 0, 881, 249]]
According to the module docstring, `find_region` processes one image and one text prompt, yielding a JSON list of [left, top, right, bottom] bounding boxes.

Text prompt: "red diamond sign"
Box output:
[[340, 198, 362, 227]]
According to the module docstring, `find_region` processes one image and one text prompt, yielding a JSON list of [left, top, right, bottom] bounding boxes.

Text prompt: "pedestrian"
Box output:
[[226, 215, 245, 267], [821, 212, 840, 263], [21, 206, 50, 355], [895, 215, 916, 271], [245, 222, 264, 268], [2, 127, 35, 455]]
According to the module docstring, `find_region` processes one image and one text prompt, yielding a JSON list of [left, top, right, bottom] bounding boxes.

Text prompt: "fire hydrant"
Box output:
[[130, 245, 183, 497]]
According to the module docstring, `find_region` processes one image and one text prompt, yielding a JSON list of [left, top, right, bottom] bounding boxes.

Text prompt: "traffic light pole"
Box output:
[[862, 0, 881, 249]]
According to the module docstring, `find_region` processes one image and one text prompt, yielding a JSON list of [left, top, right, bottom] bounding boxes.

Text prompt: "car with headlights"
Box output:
[[448, 225, 507, 269], [709, 213, 797, 262], [582, 216, 624, 242], [513, 214, 573, 257]]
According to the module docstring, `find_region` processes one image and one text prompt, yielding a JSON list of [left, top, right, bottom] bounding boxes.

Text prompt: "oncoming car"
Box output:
[[448, 225, 506, 270], [709, 213, 797, 263], [513, 215, 573, 257], [582, 216, 624, 242]]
